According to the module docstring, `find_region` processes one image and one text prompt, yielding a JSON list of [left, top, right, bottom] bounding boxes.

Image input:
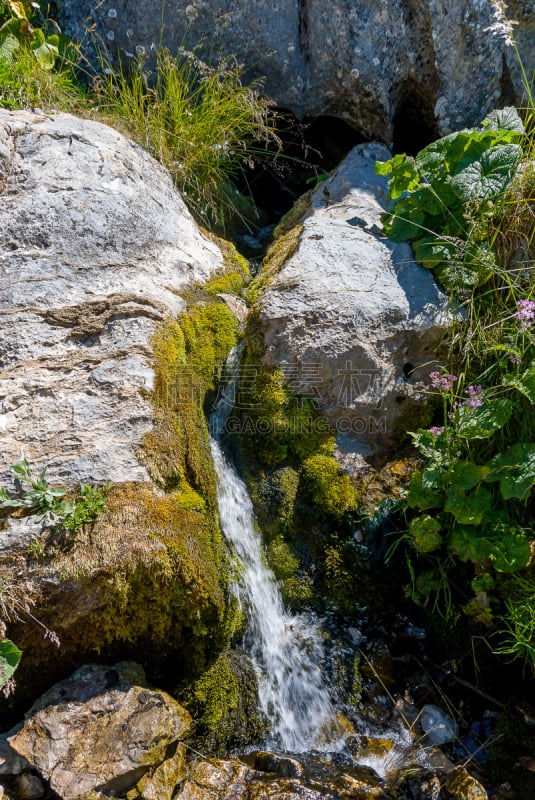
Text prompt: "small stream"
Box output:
[[209, 347, 344, 753]]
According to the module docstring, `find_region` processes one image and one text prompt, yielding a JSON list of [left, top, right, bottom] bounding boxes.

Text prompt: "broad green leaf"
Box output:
[[0, 31, 19, 60], [482, 107, 524, 135], [416, 133, 462, 174], [450, 144, 521, 201], [456, 398, 512, 440], [449, 526, 493, 562], [435, 259, 485, 292], [375, 155, 398, 176], [450, 461, 491, 490], [0, 639, 21, 687], [409, 514, 442, 553], [406, 472, 443, 510], [444, 487, 492, 524], [386, 207, 426, 241], [485, 442, 535, 500], [377, 154, 421, 199], [31, 38, 57, 69], [490, 533, 531, 573], [412, 237, 458, 270], [505, 365, 535, 405]]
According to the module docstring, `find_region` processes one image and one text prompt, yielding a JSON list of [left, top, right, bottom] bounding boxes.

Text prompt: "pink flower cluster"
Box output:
[[427, 426, 445, 436], [429, 371, 457, 392], [514, 299, 535, 332], [464, 384, 484, 409]]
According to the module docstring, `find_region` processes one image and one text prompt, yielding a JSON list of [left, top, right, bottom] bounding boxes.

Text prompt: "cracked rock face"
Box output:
[[0, 109, 222, 492], [257, 143, 452, 460], [59, 0, 535, 140]]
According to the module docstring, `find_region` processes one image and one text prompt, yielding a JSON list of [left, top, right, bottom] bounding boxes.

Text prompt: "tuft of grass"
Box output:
[[93, 47, 282, 229]]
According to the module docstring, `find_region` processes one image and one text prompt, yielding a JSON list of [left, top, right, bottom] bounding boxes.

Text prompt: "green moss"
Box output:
[[391, 397, 435, 447], [186, 650, 267, 754], [301, 454, 360, 520], [244, 190, 312, 305]]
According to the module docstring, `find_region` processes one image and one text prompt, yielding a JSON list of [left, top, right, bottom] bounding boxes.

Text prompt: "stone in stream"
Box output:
[[59, 0, 535, 142], [256, 142, 452, 464], [7, 662, 191, 800], [174, 756, 386, 799]]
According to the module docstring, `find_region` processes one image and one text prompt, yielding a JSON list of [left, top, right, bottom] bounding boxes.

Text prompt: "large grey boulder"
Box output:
[[0, 109, 222, 493], [257, 142, 451, 460], [59, 0, 535, 141], [7, 662, 191, 800]]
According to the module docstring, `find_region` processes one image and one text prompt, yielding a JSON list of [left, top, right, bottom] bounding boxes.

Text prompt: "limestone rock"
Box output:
[[257, 142, 451, 459], [0, 108, 222, 494], [441, 766, 488, 800], [8, 662, 191, 800], [127, 744, 187, 800], [60, 0, 535, 140]]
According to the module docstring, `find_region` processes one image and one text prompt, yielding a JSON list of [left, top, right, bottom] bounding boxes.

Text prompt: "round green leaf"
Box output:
[[409, 514, 442, 553], [450, 144, 521, 201], [444, 487, 492, 525], [449, 527, 493, 563], [490, 534, 531, 573]]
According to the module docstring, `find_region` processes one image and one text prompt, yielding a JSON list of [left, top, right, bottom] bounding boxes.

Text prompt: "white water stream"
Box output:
[[209, 348, 341, 753]]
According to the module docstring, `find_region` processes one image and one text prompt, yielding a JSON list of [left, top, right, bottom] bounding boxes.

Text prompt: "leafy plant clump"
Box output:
[[0, 458, 109, 535], [376, 107, 524, 292], [94, 47, 282, 229], [0, 0, 81, 110], [377, 93, 535, 669]]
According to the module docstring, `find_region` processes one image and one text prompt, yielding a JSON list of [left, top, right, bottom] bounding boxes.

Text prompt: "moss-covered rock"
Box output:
[[2, 282, 245, 720], [185, 650, 267, 755]]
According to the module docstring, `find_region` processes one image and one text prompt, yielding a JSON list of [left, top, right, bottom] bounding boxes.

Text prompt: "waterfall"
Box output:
[[209, 347, 341, 753]]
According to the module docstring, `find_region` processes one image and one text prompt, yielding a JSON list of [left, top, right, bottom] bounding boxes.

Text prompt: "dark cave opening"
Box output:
[[392, 85, 439, 156], [232, 113, 366, 256]]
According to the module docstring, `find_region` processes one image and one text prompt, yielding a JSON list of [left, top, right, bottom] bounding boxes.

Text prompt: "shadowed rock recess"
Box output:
[[60, 0, 534, 141]]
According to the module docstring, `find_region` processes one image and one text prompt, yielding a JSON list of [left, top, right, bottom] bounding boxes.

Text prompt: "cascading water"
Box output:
[[209, 346, 342, 753]]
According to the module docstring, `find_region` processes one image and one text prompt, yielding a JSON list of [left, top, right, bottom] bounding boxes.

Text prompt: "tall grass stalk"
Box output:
[[93, 47, 282, 228]]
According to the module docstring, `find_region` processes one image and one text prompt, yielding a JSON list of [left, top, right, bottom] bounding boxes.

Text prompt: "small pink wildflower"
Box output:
[[428, 426, 444, 436], [429, 371, 457, 392], [514, 299, 535, 332], [464, 385, 484, 409]]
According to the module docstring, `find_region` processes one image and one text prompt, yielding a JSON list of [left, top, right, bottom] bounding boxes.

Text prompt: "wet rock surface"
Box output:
[[5, 662, 191, 800], [59, 1, 534, 141]]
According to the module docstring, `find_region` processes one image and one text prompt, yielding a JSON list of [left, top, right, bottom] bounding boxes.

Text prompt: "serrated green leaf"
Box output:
[[449, 526, 493, 562], [485, 442, 535, 500], [450, 144, 521, 201], [0, 639, 21, 687], [450, 461, 491, 490], [409, 514, 442, 553], [482, 107, 524, 135], [444, 487, 492, 524], [456, 398, 513, 440], [490, 533, 531, 573], [407, 472, 443, 510]]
